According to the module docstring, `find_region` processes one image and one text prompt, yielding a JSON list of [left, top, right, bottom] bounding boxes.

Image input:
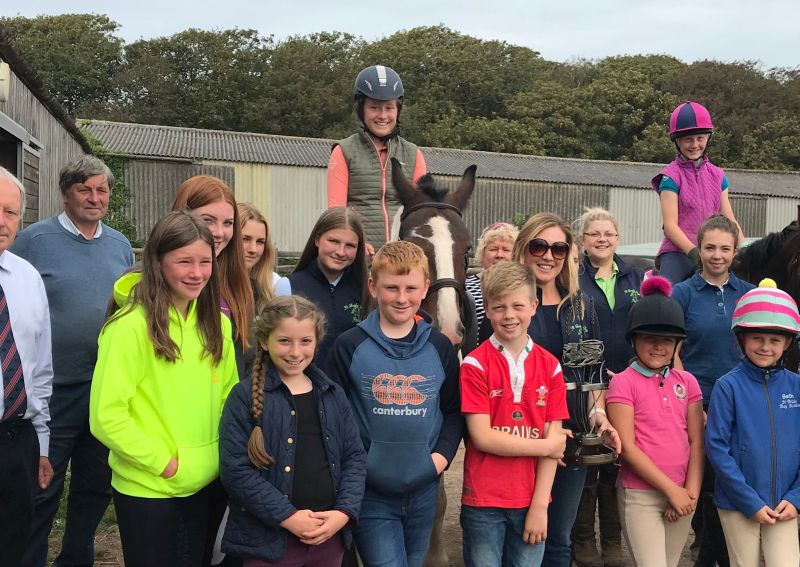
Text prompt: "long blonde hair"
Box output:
[[238, 202, 276, 314], [246, 296, 327, 469], [513, 212, 579, 314]]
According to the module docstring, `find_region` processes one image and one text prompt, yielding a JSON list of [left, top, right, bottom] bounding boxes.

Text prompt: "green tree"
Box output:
[[740, 115, 800, 170], [0, 14, 123, 115], [665, 60, 786, 162], [425, 115, 544, 154], [596, 55, 685, 92], [256, 32, 364, 138], [360, 25, 544, 139], [508, 80, 593, 158], [107, 28, 270, 130]]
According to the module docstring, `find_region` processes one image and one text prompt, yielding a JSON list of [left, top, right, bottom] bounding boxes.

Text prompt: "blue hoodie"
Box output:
[[323, 309, 463, 497], [706, 358, 800, 517]]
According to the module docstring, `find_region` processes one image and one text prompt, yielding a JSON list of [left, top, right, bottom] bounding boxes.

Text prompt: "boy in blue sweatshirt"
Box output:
[[706, 279, 800, 567], [324, 241, 463, 567]]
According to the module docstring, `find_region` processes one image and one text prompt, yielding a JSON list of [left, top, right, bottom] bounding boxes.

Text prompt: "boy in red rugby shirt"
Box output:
[[460, 261, 569, 567]]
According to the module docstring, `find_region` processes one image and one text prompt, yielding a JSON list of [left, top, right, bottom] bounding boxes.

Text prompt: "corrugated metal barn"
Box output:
[[0, 27, 90, 226], [79, 119, 800, 253]]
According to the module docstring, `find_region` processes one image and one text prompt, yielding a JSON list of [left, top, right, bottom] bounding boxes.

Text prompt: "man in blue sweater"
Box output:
[[12, 155, 133, 567]]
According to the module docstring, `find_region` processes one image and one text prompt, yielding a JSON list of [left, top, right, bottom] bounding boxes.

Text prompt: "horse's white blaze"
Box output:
[[389, 206, 404, 242], [426, 217, 461, 342]]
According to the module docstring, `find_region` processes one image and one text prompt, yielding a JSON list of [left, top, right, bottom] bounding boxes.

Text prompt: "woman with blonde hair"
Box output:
[[237, 203, 280, 314], [465, 222, 519, 329], [571, 207, 644, 567]]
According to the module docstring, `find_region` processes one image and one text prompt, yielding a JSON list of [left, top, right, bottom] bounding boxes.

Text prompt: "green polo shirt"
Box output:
[[594, 262, 619, 309]]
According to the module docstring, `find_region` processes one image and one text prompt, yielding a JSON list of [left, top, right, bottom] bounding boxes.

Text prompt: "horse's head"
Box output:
[[391, 158, 477, 349]]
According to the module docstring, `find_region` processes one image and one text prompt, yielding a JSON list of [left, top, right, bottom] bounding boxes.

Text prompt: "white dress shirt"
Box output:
[[58, 212, 103, 239], [0, 250, 53, 456]]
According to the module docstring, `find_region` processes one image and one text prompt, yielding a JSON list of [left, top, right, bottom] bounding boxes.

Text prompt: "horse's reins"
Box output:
[[399, 201, 477, 351]]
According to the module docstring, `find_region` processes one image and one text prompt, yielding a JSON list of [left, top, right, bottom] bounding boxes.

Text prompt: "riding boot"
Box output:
[[571, 484, 603, 567], [597, 483, 626, 567]]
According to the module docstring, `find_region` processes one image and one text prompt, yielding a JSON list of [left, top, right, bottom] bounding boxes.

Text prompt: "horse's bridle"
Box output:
[[399, 202, 467, 292], [399, 201, 477, 351], [400, 202, 464, 221]]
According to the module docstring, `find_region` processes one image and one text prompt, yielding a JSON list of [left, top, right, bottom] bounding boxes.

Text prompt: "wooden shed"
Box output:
[[0, 26, 90, 226], [79, 119, 800, 252]]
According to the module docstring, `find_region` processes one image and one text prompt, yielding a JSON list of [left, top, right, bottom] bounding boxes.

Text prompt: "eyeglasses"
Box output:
[[527, 238, 570, 260], [583, 232, 619, 240]]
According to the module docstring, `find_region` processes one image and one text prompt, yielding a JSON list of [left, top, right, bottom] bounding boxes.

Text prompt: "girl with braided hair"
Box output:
[[219, 295, 366, 567]]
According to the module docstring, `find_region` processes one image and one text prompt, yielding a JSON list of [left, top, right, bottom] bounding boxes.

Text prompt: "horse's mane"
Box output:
[[416, 174, 448, 201], [735, 220, 800, 282], [743, 222, 797, 261]]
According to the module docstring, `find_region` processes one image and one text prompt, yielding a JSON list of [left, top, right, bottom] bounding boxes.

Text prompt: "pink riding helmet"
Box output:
[[669, 101, 714, 140]]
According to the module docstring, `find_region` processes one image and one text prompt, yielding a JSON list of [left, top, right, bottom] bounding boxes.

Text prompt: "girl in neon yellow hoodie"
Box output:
[[90, 211, 238, 567]]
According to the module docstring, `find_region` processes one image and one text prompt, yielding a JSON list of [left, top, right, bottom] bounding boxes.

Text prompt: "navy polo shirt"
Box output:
[[672, 271, 755, 402]]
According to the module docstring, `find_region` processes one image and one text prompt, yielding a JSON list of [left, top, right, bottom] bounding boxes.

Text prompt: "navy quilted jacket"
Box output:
[[219, 363, 366, 562], [579, 254, 644, 373]]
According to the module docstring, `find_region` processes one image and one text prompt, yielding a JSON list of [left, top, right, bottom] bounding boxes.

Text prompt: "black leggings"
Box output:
[[114, 481, 223, 567]]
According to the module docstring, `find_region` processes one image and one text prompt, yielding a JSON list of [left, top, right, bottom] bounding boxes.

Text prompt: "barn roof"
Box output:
[[0, 26, 92, 153], [79, 119, 800, 197]]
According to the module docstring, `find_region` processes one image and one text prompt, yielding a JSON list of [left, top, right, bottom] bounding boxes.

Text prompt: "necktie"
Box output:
[[0, 282, 26, 421]]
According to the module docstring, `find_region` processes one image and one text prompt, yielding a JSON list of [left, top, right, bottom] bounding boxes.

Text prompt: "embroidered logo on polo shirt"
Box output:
[[673, 383, 686, 399], [536, 385, 548, 407], [489, 389, 503, 398]]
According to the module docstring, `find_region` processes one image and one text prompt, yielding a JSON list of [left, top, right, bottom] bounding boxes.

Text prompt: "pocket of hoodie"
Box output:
[[365, 440, 438, 496], [164, 440, 220, 496]]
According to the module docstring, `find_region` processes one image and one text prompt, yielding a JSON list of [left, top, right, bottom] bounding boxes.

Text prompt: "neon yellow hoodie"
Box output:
[[90, 272, 238, 498]]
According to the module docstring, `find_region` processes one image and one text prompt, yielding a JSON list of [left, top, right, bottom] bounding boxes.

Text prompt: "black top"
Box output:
[[579, 254, 644, 373], [289, 260, 363, 357], [291, 390, 336, 511]]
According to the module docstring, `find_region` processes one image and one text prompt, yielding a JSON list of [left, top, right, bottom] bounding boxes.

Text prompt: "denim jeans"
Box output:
[[542, 465, 588, 567], [22, 382, 112, 567], [354, 479, 439, 567], [657, 252, 695, 284], [461, 505, 545, 567]]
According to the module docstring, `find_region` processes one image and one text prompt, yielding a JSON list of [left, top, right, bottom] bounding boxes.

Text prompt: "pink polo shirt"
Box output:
[[607, 363, 702, 490]]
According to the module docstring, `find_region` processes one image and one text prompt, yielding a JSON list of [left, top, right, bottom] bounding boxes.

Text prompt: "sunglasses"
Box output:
[[527, 238, 570, 260]]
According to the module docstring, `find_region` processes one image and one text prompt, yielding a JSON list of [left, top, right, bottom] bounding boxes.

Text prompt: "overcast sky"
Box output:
[[8, 0, 800, 69]]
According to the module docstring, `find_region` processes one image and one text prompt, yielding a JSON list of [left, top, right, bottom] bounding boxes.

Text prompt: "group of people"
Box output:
[[0, 62, 797, 567]]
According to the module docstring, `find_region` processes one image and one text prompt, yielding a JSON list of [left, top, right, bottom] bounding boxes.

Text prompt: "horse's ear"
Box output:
[[446, 164, 477, 211], [391, 157, 417, 206]]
